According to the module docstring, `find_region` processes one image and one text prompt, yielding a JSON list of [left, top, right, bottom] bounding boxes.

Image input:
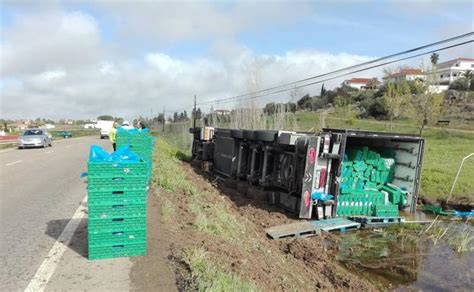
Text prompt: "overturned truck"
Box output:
[[190, 127, 424, 219]]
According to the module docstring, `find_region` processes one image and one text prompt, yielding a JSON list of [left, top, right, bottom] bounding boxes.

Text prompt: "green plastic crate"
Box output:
[[88, 202, 146, 219], [88, 215, 146, 231], [88, 188, 148, 205], [88, 228, 146, 246], [88, 175, 149, 188], [88, 161, 149, 176], [373, 204, 399, 217], [88, 242, 146, 260]]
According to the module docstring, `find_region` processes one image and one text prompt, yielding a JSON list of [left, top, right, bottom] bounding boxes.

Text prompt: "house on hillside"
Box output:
[[342, 78, 380, 90], [435, 58, 474, 85], [383, 68, 425, 83]]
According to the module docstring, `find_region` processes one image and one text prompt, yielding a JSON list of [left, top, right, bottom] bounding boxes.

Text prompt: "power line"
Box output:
[[197, 31, 473, 106], [163, 33, 473, 113], [200, 40, 473, 106]]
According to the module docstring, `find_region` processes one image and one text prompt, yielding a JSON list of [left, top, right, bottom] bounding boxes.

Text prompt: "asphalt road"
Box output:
[[0, 136, 135, 291]]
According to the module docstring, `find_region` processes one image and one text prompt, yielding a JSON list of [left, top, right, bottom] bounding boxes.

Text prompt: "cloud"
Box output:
[[0, 2, 380, 121], [96, 1, 311, 42], [0, 9, 104, 77], [1, 46, 375, 120]]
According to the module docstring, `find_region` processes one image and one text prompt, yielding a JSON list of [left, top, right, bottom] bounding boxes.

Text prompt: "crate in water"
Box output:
[[88, 228, 146, 246], [373, 204, 399, 217], [88, 160, 150, 176], [88, 188, 148, 205], [88, 175, 149, 188], [88, 202, 146, 219], [88, 215, 146, 231], [88, 242, 146, 260]]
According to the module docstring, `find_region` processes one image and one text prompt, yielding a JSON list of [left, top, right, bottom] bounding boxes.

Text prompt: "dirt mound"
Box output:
[[154, 160, 375, 291]]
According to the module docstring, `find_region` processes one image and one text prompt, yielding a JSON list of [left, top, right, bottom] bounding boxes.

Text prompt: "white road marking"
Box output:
[[45, 150, 54, 154], [5, 160, 22, 166], [25, 196, 88, 292]]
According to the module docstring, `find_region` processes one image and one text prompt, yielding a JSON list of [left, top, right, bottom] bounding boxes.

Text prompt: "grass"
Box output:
[[295, 111, 474, 200], [191, 202, 244, 243], [152, 137, 256, 289], [182, 247, 257, 292], [161, 199, 175, 222]]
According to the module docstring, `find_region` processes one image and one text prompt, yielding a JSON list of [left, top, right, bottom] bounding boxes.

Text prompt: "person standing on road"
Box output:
[[109, 122, 117, 151]]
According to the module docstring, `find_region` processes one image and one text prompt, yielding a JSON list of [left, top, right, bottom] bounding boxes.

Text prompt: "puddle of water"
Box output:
[[335, 215, 473, 290]]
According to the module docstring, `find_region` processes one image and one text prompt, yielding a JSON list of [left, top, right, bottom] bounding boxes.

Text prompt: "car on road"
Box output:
[[17, 129, 53, 149], [56, 130, 72, 138]]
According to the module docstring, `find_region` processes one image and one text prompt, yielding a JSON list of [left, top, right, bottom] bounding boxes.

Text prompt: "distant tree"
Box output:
[[326, 89, 338, 105], [155, 113, 165, 123], [449, 78, 470, 91], [462, 70, 473, 90], [334, 95, 351, 108], [264, 102, 276, 115], [311, 97, 326, 110], [289, 86, 302, 109], [297, 94, 312, 110], [410, 92, 444, 136], [192, 108, 202, 120], [320, 83, 326, 99], [383, 81, 410, 130], [286, 102, 297, 113], [366, 78, 379, 90], [97, 115, 114, 121]]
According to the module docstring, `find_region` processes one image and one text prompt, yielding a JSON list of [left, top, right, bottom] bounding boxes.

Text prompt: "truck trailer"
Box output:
[[190, 127, 424, 219]]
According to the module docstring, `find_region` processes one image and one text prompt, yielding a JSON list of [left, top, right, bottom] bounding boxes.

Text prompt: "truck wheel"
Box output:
[[230, 129, 244, 139], [254, 130, 277, 142], [243, 130, 255, 140]]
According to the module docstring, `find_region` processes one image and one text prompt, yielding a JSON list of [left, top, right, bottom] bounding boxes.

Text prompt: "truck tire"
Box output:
[[254, 130, 277, 142], [230, 129, 244, 139], [243, 130, 255, 140]]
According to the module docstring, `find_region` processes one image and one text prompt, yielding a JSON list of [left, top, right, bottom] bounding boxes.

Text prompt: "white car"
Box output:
[[17, 129, 53, 149]]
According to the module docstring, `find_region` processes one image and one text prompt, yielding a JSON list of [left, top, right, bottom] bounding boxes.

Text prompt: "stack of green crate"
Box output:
[[337, 146, 405, 217], [116, 129, 154, 175], [88, 154, 150, 260]]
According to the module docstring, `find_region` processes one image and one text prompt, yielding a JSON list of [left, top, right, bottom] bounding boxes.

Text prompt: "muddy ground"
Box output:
[[137, 158, 376, 291]]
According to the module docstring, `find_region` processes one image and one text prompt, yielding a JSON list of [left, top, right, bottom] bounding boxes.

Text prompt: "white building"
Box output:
[[342, 78, 379, 90], [383, 68, 425, 83], [435, 58, 474, 85]]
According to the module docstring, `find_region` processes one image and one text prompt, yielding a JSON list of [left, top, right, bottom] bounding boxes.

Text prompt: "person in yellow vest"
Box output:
[[109, 122, 118, 151]]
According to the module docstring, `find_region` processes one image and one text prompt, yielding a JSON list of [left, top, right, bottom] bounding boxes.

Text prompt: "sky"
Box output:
[[0, 0, 473, 120]]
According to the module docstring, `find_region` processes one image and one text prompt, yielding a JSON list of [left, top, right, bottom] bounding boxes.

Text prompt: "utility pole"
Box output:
[[162, 107, 165, 132], [193, 95, 197, 129]]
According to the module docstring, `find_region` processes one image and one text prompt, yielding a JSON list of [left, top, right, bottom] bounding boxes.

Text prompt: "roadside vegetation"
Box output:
[[152, 139, 257, 290], [151, 137, 374, 291]]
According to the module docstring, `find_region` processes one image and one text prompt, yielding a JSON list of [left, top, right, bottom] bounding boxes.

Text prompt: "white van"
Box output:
[[96, 120, 115, 139]]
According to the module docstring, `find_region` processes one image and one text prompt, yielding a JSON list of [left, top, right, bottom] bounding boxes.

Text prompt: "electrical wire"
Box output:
[[197, 31, 473, 105], [164, 33, 473, 113], [198, 40, 473, 106]]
